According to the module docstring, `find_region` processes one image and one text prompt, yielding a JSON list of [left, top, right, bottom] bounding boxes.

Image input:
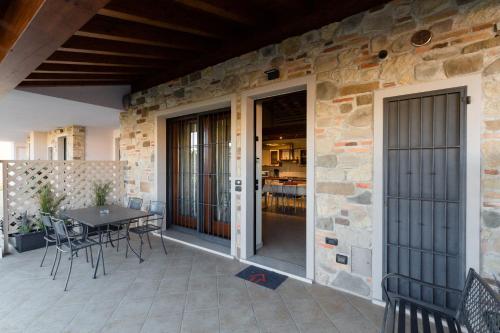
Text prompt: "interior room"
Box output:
[[255, 90, 307, 269]]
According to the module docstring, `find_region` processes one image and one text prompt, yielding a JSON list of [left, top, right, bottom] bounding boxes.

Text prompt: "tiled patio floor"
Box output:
[[0, 235, 384, 333]]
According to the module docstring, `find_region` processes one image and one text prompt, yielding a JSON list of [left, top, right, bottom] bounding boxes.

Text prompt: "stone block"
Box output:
[[444, 54, 483, 77], [280, 36, 302, 56], [484, 210, 500, 228], [317, 81, 338, 100], [348, 191, 372, 205], [415, 61, 446, 81], [316, 154, 338, 168], [484, 58, 500, 76], [335, 217, 350, 226], [317, 182, 355, 195], [339, 82, 379, 96], [362, 7, 394, 33], [485, 120, 500, 131], [370, 35, 389, 53], [317, 217, 334, 230], [391, 33, 413, 53], [347, 107, 372, 127], [463, 36, 500, 54], [314, 54, 339, 73], [356, 94, 373, 106], [339, 103, 353, 114]]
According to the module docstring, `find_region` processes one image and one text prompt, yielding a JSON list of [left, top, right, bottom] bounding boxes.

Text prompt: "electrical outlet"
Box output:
[[336, 254, 348, 265], [325, 237, 338, 246]]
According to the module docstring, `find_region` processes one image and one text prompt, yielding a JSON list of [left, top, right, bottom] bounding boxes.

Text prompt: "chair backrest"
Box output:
[[457, 268, 500, 333], [51, 217, 71, 247], [40, 213, 53, 229], [282, 184, 297, 195], [149, 201, 165, 217], [128, 197, 143, 210]]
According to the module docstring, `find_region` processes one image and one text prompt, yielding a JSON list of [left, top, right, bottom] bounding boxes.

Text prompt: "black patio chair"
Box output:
[[126, 200, 167, 263], [51, 217, 104, 291], [105, 197, 143, 251], [381, 268, 500, 333], [39, 212, 57, 269]]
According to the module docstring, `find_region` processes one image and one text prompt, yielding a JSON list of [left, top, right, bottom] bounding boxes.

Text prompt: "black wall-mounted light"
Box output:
[[264, 68, 280, 80], [378, 50, 388, 60]]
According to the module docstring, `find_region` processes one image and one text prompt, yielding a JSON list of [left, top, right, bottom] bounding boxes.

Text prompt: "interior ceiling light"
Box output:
[[411, 30, 432, 47]]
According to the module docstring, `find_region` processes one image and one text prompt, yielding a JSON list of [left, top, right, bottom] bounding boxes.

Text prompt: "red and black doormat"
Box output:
[[236, 266, 287, 290]]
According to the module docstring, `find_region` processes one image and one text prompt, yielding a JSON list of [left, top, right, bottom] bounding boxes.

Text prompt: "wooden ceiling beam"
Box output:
[[77, 15, 215, 50], [35, 63, 146, 74], [0, 0, 112, 96], [0, 0, 45, 61], [46, 51, 171, 68], [60, 36, 196, 60], [174, 0, 257, 26], [19, 80, 130, 87], [99, 0, 235, 39], [26, 73, 139, 81]]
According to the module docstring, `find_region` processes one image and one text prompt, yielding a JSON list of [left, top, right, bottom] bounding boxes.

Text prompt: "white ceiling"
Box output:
[[0, 86, 129, 142]]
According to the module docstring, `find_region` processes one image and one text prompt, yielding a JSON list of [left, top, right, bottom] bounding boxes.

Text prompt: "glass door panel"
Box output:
[[167, 109, 231, 243]]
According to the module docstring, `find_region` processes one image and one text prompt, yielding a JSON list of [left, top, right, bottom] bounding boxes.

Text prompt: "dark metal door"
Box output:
[[383, 87, 466, 313], [167, 109, 231, 246]]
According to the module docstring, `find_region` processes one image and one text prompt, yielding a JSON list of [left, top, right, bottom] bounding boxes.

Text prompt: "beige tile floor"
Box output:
[[0, 235, 384, 333]]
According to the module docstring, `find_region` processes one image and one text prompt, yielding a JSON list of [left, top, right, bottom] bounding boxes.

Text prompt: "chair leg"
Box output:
[[100, 244, 106, 275], [160, 229, 168, 257], [64, 253, 73, 291], [116, 227, 120, 252], [53, 250, 62, 280], [139, 235, 143, 263], [146, 232, 152, 249], [90, 246, 94, 268], [50, 249, 59, 276], [40, 240, 49, 267], [85, 248, 89, 263]]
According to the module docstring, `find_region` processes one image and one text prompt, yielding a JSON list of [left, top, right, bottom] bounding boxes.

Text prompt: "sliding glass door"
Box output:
[[167, 109, 231, 245]]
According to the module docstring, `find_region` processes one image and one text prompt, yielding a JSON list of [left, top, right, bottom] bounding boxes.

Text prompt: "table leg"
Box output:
[[93, 229, 102, 279]]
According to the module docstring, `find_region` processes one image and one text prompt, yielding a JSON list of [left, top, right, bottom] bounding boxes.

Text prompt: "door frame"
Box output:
[[372, 74, 482, 302], [154, 94, 238, 257], [240, 75, 316, 280]]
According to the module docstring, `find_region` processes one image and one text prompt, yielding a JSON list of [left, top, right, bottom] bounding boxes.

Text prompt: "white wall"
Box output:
[[0, 89, 122, 143], [0, 142, 14, 160], [85, 127, 116, 161], [29, 131, 48, 160]]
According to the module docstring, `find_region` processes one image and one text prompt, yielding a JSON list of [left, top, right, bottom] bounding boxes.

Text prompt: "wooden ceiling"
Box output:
[[261, 90, 307, 141], [1, 0, 389, 93]]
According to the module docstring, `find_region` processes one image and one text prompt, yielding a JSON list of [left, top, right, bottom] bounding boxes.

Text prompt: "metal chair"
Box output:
[[39, 212, 56, 269], [126, 200, 167, 263], [41, 213, 89, 274], [51, 217, 104, 291], [381, 268, 500, 333], [105, 197, 143, 251], [270, 183, 283, 211]]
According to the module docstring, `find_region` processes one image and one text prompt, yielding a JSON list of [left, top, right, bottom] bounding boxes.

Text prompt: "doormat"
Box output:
[[236, 265, 287, 290]]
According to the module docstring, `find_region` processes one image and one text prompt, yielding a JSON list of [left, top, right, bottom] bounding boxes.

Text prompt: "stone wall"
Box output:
[[120, 0, 500, 298], [47, 125, 86, 160]]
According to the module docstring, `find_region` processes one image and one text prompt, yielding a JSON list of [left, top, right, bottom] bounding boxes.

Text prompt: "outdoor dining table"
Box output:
[[60, 204, 153, 278]]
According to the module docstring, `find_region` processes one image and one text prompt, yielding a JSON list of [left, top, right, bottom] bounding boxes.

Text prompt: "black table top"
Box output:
[[61, 204, 152, 227]]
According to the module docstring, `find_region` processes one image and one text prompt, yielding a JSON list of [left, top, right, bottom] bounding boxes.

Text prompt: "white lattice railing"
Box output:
[[1, 160, 126, 238]]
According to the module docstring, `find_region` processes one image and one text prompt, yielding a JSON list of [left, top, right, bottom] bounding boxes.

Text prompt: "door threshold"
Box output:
[[240, 255, 311, 284], [153, 230, 233, 260]]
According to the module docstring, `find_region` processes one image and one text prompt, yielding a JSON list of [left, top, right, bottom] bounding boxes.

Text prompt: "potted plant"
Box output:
[[93, 182, 112, 207], [11, 184, 66, 252]]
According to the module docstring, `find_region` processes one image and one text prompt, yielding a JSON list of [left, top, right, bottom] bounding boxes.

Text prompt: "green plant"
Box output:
[[93, 182, 112, 206], [17, 212, 32, 234], [38, 184, 66, 216]]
